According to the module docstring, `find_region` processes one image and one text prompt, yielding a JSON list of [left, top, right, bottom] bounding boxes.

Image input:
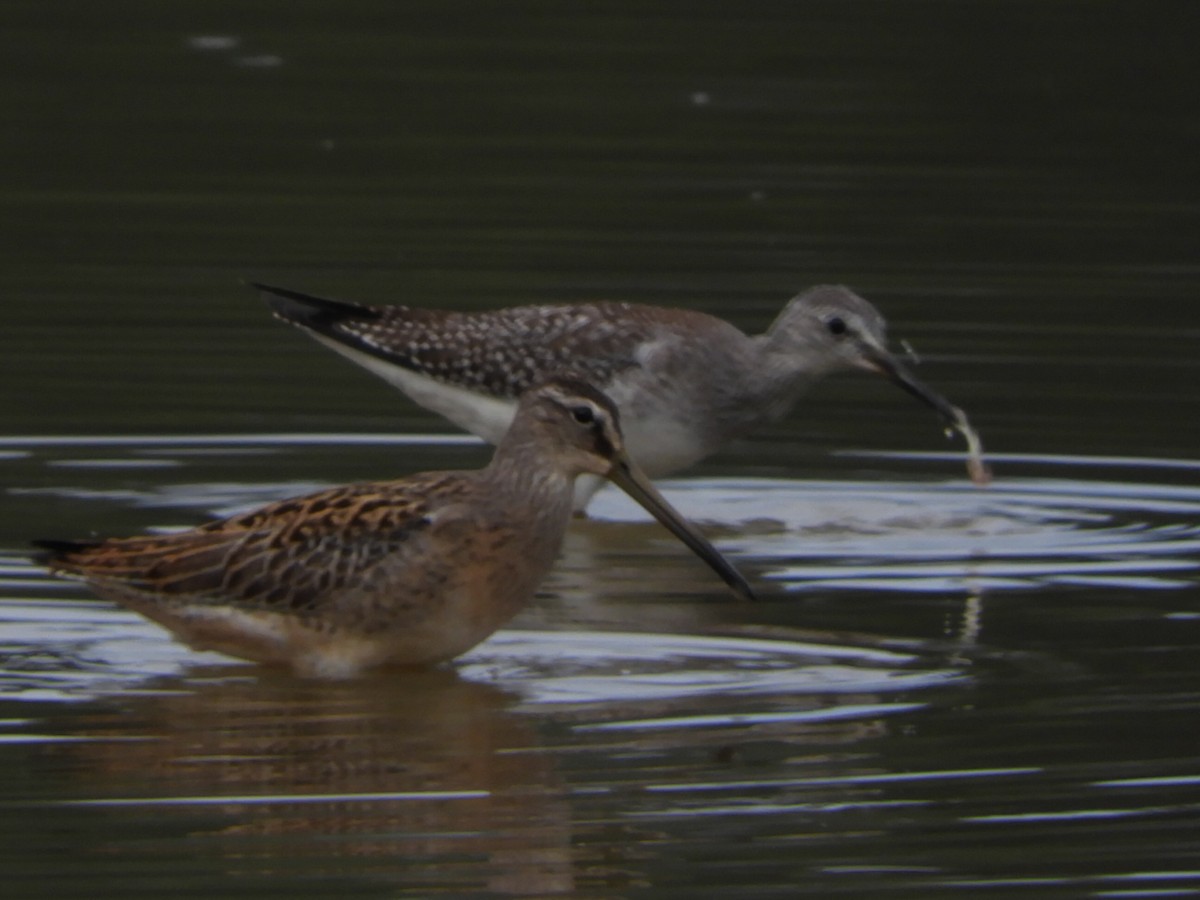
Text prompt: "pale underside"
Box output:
[[308, 329, 768, 508]]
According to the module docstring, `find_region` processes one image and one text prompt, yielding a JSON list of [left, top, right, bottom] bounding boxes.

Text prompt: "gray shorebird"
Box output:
[[254, 282, 988, 508], [35, 379, 754, 679]]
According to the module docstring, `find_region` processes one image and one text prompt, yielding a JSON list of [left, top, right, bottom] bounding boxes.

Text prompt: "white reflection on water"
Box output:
[[9, 436, 1200, 596], [0, 590, 959, 709], [590, 469, 1200, 592], [3, 443, 1197, 898], [459, 630, 961, 709], [4, 437, 1199, 709]]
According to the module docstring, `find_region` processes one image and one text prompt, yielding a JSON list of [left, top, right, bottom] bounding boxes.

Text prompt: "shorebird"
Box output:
[[35, 379, 754, 679], [254, 282, 988, 508]]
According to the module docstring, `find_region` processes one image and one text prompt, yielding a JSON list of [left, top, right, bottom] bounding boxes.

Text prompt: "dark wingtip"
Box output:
[[248, 281, 381, 329], [30, 538, 99, 566]]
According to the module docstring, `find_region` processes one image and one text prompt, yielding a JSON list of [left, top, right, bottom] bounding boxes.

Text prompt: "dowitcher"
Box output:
[[35, 379, 754, 679], [254, 282, 988, 508]]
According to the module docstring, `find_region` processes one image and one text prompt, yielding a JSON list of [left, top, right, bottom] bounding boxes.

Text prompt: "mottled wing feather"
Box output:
[[259, 283, 718, 399], [43, 474, 474, 616], [328, 304, 651, 397]]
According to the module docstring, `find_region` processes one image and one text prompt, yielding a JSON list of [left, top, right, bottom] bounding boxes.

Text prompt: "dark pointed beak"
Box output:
[[859, 343, 963, 428], [607, 456, 756, 603]]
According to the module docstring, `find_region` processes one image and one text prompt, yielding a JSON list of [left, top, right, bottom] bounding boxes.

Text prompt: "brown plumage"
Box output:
[[35, 379, 754, 679]]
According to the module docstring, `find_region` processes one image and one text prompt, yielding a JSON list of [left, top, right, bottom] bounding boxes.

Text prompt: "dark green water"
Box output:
[[2, 2, 1199, 897]]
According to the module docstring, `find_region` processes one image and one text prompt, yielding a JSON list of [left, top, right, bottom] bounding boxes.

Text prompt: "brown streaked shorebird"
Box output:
[[34, 379, 754, 679], [253, 282, 989, 509]]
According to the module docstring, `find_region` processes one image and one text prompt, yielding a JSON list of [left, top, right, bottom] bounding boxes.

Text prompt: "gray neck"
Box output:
[[731, 333, 826, 424]]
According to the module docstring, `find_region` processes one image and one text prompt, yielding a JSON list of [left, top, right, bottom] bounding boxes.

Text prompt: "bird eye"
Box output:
[[571, 405, 595, 424], [826, 316, 848, 336]]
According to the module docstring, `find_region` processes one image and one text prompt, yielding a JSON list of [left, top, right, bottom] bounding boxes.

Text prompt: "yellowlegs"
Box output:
[[35, 379, 754, 679], [255, 282, 989, 507]]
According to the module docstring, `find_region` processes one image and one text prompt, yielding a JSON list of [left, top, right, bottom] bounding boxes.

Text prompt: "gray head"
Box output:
[[766, 285, 891, 374], [766, 285, 969, 431]]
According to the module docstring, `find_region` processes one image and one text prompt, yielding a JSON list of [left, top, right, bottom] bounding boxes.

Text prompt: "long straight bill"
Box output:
[[608, 457, 756, 603]]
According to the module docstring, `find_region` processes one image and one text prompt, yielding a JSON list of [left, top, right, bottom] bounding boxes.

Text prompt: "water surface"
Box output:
[[2, 1, 1198, 897]]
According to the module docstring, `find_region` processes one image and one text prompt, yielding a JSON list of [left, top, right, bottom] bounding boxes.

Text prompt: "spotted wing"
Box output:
[[255, 282, 704, 399]]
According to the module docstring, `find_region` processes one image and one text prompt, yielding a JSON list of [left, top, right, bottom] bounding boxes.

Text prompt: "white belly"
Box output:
[[314, 335, 518, 443]]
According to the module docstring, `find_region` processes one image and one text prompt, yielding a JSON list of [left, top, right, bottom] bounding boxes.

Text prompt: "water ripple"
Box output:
[[10, 436, 1200, 597], [591, 469, 1200, 593], [0, 590, 958, 713]]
